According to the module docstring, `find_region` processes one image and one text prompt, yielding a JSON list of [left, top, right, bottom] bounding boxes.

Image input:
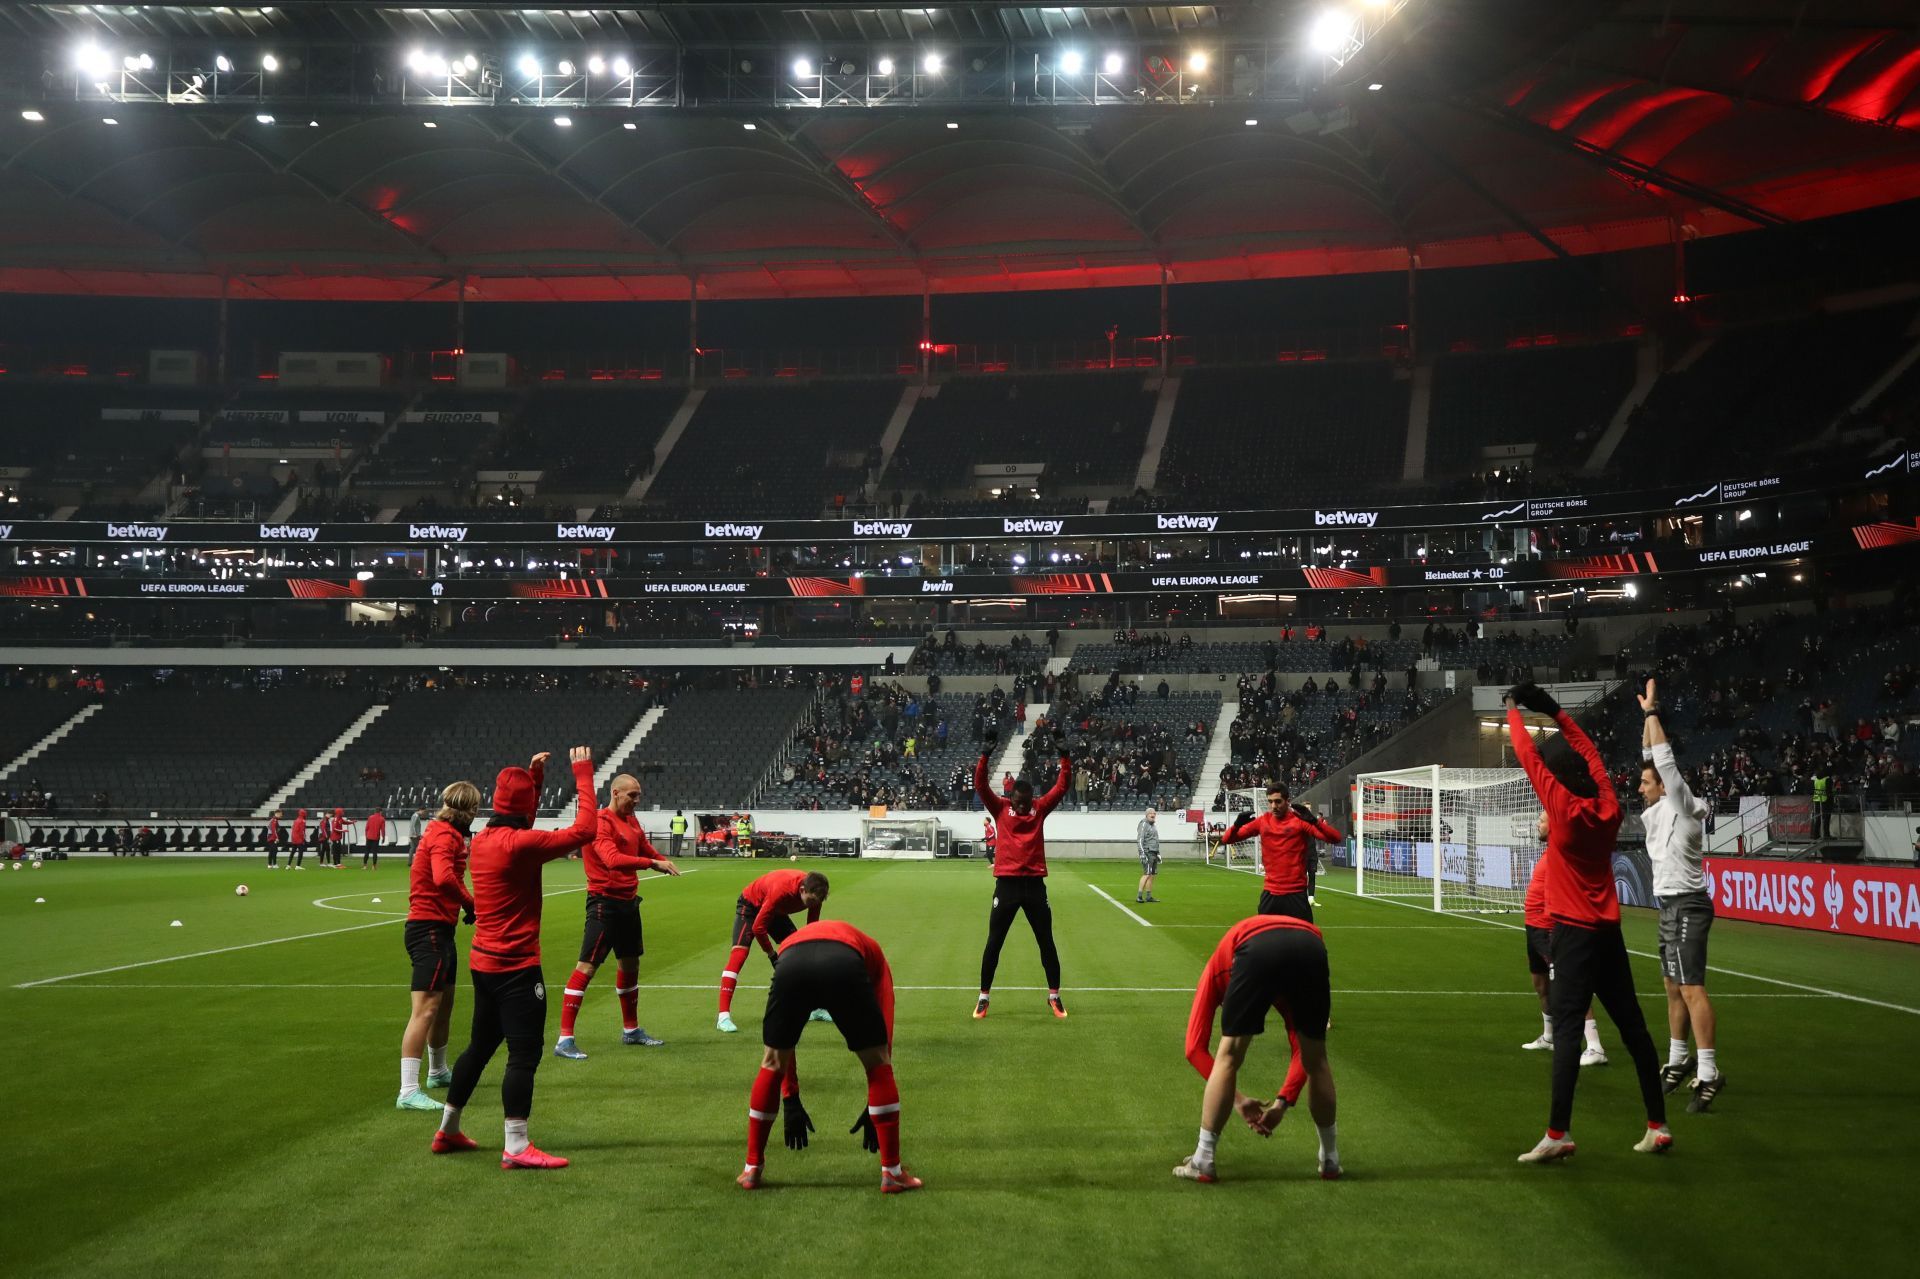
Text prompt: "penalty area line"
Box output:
[[1321, 882, 1920, 1018], [15, 873, 681, 989], [1086, 883, 1153, 927]]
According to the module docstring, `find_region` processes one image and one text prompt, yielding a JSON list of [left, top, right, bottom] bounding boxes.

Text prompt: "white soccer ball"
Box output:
[[31, 860, 42, 869], [235, 884, 250, 897]]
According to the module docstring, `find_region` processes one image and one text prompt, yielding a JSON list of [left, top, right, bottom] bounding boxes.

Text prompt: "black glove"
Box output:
[[1506, 683, 1561, 717], [462, 905, 476, 925], [1291, 803, 1315, 822], [982, 726, 999, 751], [850, 1109, 879, 1154], [1059, 745, 1073, 765], [783, 1096, 814, 1151]]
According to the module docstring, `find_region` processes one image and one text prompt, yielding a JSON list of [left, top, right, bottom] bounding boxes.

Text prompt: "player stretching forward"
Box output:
[[717, 868, 830, 1034], [1216, 784, 1343, 922], [1639, 679, 1724, 1112], [971, 729, 1071, 1019], [555, 773, 681, 1059], [1521, 814, 1609, 1067], [1504, 685, 1669, 1164], [1174, 914, 1340, 1183], [397, 781, 479, 1112], [433, 747, 597, 1170], [736, 918, 920, 1194]]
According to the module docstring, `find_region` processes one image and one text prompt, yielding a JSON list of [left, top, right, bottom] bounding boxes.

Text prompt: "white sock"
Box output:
[[1668, 1038, 1690, 1067], [440, 1103, 462, 1135], [884, 1163, 903, 1177], [400, 1057, 421, 1096], [427, 1045, 447, 1074], [504, 1118, 530, 1156], [1317, 1123, 1338, 1164], [1697, 1048, 1718, 1082], [1584, 1018, 1602, 1050], [1193, 1127, 1219, 1166], [1540, 1012, 1553, 1037]]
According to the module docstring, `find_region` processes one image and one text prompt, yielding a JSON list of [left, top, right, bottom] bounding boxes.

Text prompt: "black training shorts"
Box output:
[[1257, 889, 1314, 924], [730, 896, 798, 952], [580, 894, 644, 966], [404, 919, 457, 992], [761, 939, 888, 1053], [1525, 924, 1553, 976], [1658, 890, 1714, 986], [1220, 926, 1331, 1041]]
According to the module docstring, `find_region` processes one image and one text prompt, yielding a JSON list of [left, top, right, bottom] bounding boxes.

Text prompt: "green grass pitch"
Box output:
[[4, 855, 1916, 1277]]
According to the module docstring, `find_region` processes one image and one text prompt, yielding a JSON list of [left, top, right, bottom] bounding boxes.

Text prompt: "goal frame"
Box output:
[[1353, 764, 1539, 915]]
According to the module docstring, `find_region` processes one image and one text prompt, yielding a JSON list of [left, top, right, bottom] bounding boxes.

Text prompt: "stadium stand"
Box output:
[[1016, 689, 1223, 812], [887, 373, 1154, 496], [484, 386, 683, 492], [644, 381, 897, 518], [910, 634, 1051, 676], [21, 681, 372, 815], [764, 686, 980, 810], [1426, 342, 1636, 475], [1151, 362, 1409, 507], [287, 683, 649, 817], [0, 385, 202, 487], [0, 685, 91, 770], [1215, 673, 1453, 804], [1613, 301, 1920, 477], [609, 684, 817, 809], [352, 393, 519, 486]]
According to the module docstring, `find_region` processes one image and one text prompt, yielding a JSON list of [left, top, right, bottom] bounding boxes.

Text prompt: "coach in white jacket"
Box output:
[[1636, 679, 1725, 1114]]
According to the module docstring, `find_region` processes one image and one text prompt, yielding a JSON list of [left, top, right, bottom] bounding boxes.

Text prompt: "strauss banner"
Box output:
[[1702, 857, 1920, 945]]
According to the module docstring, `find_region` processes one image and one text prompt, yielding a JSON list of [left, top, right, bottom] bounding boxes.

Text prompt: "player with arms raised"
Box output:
[[554, 773, 681, 1060], [735, 917, 919, 1194], [716, 868, 830, 1034], [1503, 685, 1668, 1164], [1216, 784, 1343, 922], [1174, 914, 1340, 1184], [431, 747, 597, 1170], [971, 727, 1071, 1020], [1639, 679, 1724, 1112]]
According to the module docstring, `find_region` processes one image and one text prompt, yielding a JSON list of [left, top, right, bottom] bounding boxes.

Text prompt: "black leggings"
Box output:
[[362, 844, 378, 867], [1548, 922, 1664, 1133], [980, 877, 1061, 992], [448, 964, 548, 1120]]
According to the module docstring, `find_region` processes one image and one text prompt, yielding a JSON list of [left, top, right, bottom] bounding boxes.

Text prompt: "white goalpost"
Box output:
[[1201, 788, 1283, 875], [1353, 766, 1542, 914]]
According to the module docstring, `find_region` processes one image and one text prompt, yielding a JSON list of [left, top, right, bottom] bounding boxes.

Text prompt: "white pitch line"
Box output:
[[1321, 882, 1920, 1018], [13, 873, 680, 990], [17, 982, 1828, 999], [1086, 883, 1153, 927]]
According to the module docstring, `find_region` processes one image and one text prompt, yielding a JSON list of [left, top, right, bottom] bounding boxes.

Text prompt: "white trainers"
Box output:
[[1634, 1125, 1674, 1155], [1317, 1156, 1342, 1181], [1517, 1134, 1577, 1164], [1579, 1046, 1609, 1068], [716, 1012, 738, 1034], [1521, 1033, 1554, 1051], [1171, 1157, 1217, 1184]]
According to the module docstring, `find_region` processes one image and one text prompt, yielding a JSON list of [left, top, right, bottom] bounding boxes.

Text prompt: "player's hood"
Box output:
[[491, 764, 541, 817], [296, 809, 306, 818]]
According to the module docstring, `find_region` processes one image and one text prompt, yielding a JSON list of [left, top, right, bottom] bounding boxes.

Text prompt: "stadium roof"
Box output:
[[0, 1, 1917, 301]]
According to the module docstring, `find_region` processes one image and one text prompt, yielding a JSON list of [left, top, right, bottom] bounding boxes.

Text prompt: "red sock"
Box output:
[[560, 968, 593, 1038], [746, 1067, 780, 1168], [865, 1062, 901, 1170], [719, 946, 750, 1014], [615, 970, 638, 1033], [780, 1056, 800, 1100]]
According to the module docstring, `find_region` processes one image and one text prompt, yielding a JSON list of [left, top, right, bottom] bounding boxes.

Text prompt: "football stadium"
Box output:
[[3, 0, 1920, 1273]]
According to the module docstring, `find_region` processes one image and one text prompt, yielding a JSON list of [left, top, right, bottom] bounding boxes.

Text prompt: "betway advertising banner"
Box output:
[[1703, 857, 1920, 945]]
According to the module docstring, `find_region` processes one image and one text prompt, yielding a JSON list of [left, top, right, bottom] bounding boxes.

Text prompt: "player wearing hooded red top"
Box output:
[[1173, 915, 1340, 1184], [290, 808, 308, 869], [432, 747, 597, 1171], [396, 780, 480, 1113], [1216, 783, 1344, 923], [735, 919, 920, 1194], [716, 867, 829, 1034], [971, 729, 1071, 1020], [553, 773, 681, 1059], [1504, 685, 1668, 1166]]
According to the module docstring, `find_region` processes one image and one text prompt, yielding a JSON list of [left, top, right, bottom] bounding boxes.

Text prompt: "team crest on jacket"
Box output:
[[534, 982, 546, 1001]]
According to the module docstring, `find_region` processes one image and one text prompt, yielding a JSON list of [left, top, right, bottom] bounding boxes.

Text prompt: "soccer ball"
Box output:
[[30, 860, 41, 869], [235, 884, 250, 897]]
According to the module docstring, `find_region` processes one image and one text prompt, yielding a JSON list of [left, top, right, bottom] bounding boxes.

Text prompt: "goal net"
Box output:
[[1201, 788, 1303, 875], [1354, 766, 1541, 913]]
